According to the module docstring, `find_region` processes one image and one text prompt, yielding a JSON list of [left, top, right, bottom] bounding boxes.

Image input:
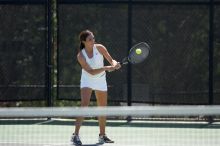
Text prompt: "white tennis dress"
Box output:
[[80, 45, 107, 91]]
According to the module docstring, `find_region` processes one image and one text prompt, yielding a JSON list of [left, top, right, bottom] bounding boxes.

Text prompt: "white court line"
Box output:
[[33, 119, 55, 125], [0, 141, 145, 146], [0, 141, 71, 146]]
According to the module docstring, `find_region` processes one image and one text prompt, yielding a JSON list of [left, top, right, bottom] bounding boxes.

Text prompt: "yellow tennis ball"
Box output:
[[136, 48, 142, 55]]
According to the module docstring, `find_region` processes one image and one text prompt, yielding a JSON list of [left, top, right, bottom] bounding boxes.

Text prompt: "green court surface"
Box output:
[[1, 119, 220, 146]]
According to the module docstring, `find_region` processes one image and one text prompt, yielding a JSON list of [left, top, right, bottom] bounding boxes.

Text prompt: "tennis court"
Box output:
[[1, 0, 220, 146], [0, 106, 220, 146], [1, 119, 220, 146]]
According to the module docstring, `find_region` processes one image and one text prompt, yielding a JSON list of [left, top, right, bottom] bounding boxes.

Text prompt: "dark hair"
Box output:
[[78, 30, 93, 52]]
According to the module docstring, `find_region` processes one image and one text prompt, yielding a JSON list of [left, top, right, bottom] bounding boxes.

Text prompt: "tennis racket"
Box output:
[[120, 42, 150, 65]]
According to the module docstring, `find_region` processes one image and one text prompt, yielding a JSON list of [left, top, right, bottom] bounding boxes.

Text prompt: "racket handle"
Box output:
[[120, 58, 129, 65], [120, 61, 128, 65]]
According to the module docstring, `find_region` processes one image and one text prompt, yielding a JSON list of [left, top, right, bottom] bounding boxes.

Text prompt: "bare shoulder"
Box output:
[[95, 44, 107, 54], [95, 43, 105, 48], [77, 52, 85, 62]]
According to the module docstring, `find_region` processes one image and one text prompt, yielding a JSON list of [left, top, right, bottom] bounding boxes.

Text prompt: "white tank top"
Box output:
[[81, 45, 106, 78]]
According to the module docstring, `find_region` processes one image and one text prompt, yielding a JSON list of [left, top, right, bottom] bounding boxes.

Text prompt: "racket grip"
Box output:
[[120, 62, 128, 65], [121, 58, 129, 65]]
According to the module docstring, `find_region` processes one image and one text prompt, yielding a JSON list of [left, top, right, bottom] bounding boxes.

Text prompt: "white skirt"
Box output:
[[80, 72, 107, 91]]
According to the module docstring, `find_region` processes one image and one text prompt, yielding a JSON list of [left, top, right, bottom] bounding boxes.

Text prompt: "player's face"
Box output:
[[85, 34, 95, 48]]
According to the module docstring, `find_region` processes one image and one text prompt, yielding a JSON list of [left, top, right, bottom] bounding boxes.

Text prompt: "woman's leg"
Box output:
[[74, 87, 92, 135], [95, 90, 107, 135]]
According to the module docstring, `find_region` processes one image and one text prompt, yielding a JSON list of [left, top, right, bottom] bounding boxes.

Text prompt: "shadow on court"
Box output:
[[0, 143, 110, 146], [1, 119, 220, 129], [83, 144, 102, 146]]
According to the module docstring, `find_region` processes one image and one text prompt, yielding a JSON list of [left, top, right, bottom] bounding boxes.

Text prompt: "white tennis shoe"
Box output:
[[98, 134, 114, 144], [71, 134, 82, 146]]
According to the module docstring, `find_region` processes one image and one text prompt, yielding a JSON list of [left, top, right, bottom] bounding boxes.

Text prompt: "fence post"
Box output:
[[46, 0, 52, 107], [127, 0, 132, 107], [208, 0, 214, 123], [126, 0, 132, 122]]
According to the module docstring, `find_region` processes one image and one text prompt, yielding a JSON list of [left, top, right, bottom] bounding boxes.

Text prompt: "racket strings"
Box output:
[[129, 43, 150, 64]]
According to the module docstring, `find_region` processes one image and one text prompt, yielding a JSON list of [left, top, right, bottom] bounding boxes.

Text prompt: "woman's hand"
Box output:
[[105, 66, 116, 72], [105, 62, 121, 72], [111, 60, 121, 70], [114, 62, 121, 70]]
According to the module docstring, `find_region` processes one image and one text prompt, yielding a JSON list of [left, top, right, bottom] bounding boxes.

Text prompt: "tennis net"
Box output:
[[0, 105, 220, 146]]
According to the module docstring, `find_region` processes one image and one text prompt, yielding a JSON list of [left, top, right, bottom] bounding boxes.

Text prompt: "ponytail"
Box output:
[[78, 42, 85, 52]]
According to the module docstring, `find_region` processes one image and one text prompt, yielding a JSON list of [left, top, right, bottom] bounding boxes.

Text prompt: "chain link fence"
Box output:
[[0, 1, 47, 102], [57, 0, 220, 105]]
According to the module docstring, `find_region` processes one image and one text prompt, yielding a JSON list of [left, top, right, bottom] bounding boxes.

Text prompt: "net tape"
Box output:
[[0, 106, 220, 118]]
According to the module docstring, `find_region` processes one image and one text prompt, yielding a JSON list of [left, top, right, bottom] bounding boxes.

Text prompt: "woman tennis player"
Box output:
[[71, 30, 121, 145]]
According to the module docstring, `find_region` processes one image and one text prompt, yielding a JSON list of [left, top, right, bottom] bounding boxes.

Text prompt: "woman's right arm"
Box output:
[[77, 52, 115, 75]]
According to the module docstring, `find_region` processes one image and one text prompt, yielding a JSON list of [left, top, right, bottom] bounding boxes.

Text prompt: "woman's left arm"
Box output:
[[96, 44, 121, 69]]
